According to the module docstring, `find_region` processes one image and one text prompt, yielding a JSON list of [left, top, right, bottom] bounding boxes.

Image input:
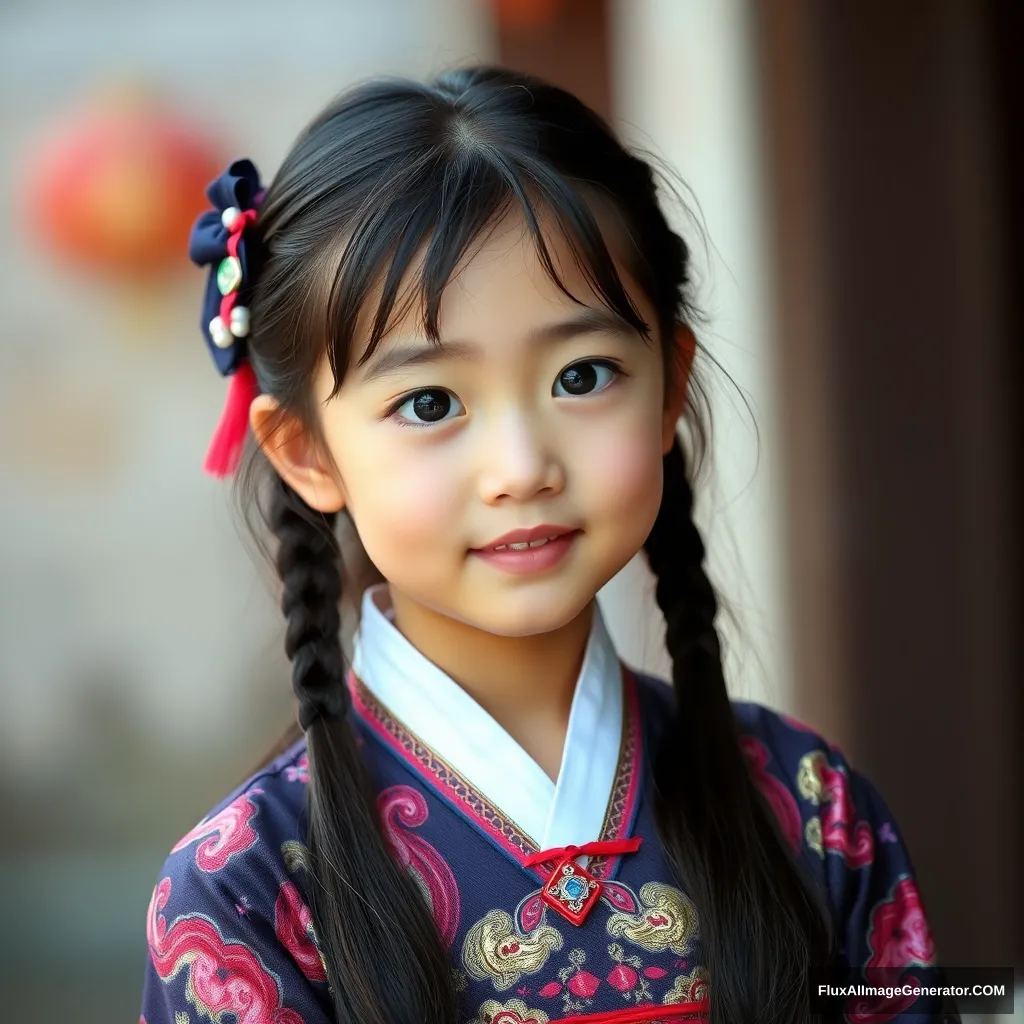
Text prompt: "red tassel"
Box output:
[[203, 360, 258, 478]]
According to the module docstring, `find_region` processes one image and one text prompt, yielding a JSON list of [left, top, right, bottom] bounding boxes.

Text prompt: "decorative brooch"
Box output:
[[188, 159, 265, 477]]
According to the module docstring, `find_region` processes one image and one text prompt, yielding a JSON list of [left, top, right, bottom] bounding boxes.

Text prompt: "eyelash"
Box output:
[[386, 358, 626, 428]]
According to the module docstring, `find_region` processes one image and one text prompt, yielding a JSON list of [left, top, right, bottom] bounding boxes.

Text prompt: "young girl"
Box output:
[[140, 66, 957, 1024]]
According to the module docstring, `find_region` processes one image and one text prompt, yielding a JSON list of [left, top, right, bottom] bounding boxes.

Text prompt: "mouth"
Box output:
[[473, 524, 577, 553], [469, 526, 581, 575]]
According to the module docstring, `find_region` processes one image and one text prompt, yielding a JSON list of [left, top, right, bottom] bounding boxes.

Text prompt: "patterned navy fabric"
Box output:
[[139, 668, 952, 1023], [188, 159, 264, 377]]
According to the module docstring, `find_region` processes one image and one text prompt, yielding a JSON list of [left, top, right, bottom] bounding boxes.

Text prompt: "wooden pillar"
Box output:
[[494, 0, 612, 121], [754, 0, 1019, 970]]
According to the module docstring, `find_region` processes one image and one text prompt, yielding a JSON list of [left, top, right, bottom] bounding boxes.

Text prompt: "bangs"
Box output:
[[313, 152, 656, 396]]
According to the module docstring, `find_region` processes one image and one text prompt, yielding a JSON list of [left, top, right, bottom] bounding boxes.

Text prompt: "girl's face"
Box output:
[[258, 208, 689, 638]]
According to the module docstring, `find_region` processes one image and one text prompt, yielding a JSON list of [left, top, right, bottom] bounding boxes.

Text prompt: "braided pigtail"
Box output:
[[644, 437, 835, 1023], [268, 475, 460, 1024]]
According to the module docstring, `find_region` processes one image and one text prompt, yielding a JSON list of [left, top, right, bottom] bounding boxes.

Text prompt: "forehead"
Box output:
[[349, 203, 653, 365]]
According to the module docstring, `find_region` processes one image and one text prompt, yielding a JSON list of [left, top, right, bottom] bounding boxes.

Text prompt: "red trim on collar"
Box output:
[[346, 663, 644, 882]]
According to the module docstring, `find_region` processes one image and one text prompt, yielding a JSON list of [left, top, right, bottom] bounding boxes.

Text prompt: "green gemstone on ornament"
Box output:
[[217, 256, 242, 295]]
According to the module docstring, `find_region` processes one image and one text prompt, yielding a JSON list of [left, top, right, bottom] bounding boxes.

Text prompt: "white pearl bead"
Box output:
[[229, 305, 250, 338], [221, 206, 241, 230], [209, 315, 233, 349]]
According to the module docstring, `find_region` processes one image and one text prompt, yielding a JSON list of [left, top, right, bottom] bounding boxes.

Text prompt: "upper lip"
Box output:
[[475, 524, 577, 551]]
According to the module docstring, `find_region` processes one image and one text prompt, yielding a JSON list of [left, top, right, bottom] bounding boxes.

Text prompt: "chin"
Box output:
[[472, 589, 593, 638]]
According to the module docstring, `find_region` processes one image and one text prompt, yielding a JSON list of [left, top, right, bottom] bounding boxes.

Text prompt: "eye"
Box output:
[[389, 388, 466, 427], [553, 359, 623, 397]]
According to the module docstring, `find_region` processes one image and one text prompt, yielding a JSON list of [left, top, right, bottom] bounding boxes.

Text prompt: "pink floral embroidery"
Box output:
[[866, 877, 936, 970], [275, 880, 326, 982], [800, 753, 875, 869], [284, 755, 308, 784], [517, 891, 546, 933], [600, 881, 638, 914], [378, 785, 461, 948], [567, 970, 600, 999], [146, 877, 303, 1023], [605, 942, 656, 1004], [556, 949, 599, 1014], [607, 963, 638, 992], [740, 736, 803, 852], [171, 792, 262, 872], [843, 877, 936, 1023], [822, 769, 874, 868], [844, 986, 921, 1023]]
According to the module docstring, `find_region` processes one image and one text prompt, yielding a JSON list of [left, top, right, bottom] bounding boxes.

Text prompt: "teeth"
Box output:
[[492, 534, 564, 552]]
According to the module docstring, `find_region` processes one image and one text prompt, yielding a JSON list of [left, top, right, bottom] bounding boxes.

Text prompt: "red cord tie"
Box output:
[[524, 837, 642, 927]]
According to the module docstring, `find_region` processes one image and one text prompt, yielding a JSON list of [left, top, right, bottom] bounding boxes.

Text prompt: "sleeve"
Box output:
[[794, 740, 962, 1023], [138, 832, 334, 1024]]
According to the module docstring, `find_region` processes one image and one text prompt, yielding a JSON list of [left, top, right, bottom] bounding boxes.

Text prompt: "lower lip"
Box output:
[[470, 531, 580, 575]]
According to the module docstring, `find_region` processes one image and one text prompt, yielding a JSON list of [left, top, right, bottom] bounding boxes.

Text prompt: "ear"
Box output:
[[249, 394, 347, 513], [662, 323, 696, 454]]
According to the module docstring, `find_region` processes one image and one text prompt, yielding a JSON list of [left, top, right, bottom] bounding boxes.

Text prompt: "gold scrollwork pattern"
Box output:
[[663, 965, 710, 1005], [469, 997, 551, 1023], [805, 816, 824, 858], [462, 909, 564, 991], [797, 750, 826, 804], [605, 882, 699, 955]]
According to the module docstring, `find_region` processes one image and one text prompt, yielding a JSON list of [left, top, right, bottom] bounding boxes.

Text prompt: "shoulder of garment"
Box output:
[[139, 737, 337, 1023], [633, 669, 955, 1019]]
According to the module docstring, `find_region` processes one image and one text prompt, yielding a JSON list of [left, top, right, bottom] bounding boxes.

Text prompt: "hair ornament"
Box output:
[[188, 159, 266, 478]]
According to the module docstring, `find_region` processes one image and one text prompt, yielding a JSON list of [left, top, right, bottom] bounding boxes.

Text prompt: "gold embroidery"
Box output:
[[462, 909, 563, 991], [471, 997, 551, 1023], [797, 750, 826, 804], [805, 816, 824, 857], [663, 965, 709, 1005], [281, 839, 312, 874], [606, 882, 699, 954]]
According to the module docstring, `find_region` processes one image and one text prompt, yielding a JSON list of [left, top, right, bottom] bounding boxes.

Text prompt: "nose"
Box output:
[[477, 409, 565, 504]]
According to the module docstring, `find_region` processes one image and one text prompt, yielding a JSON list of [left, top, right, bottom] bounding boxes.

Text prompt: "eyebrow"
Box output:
[[357, 307, 637, 385]]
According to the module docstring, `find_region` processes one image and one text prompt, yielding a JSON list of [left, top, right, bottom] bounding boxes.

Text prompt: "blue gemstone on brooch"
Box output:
[[541, 858, 602, 926], [563, 876, 586, 900]]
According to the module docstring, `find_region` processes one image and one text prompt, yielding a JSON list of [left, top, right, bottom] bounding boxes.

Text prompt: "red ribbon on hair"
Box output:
[[218, 207, 258, 327], [203, 359, 259, 478]]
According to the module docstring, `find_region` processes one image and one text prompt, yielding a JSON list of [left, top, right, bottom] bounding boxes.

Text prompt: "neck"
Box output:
[[384, 585, 594, 781]]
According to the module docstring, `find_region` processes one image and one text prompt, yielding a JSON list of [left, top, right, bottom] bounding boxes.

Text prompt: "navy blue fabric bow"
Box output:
[[188, 159, 265, 376]]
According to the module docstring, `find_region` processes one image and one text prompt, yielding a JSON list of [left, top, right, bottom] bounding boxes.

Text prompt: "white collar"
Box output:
[[351, 582, 623, 850]]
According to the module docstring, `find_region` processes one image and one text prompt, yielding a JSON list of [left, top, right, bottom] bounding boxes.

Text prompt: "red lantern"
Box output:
[[20, 87, 225, 279], [492, 0, 561, 32]]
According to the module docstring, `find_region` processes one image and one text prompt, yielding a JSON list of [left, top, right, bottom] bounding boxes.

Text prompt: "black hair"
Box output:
[[233, 64, 836, 1023]]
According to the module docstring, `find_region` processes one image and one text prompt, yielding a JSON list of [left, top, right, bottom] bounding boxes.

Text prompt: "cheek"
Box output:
[[341, 441, 460, 563], [575, 415, 665, 529]]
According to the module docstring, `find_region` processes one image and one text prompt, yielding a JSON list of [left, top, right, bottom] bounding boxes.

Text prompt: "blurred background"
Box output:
[[0, 0, 1019, 1019]]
